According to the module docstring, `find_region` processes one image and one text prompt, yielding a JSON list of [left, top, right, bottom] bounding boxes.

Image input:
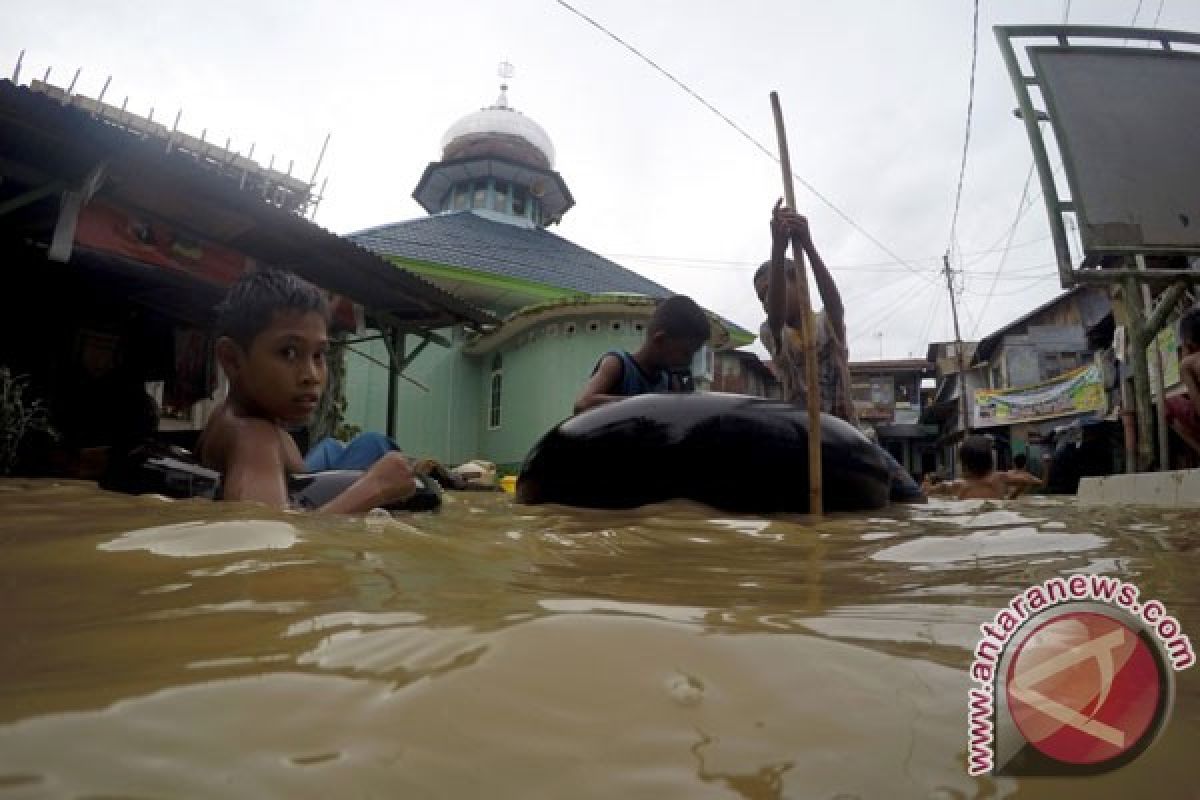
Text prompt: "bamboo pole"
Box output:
[[770, 91, 823, 515]]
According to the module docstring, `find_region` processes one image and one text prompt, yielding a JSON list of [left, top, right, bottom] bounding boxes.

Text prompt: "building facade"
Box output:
[[849, 359, 937, 479], [968, 287, 1114, 471], [922, 341, 983, 478]]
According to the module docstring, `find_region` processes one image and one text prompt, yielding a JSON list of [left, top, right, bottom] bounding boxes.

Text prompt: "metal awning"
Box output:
[[0, 80, 496, 332]]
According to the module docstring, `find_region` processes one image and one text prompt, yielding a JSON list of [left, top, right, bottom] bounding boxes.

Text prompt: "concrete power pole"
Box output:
[[944, 253, 972, 441]]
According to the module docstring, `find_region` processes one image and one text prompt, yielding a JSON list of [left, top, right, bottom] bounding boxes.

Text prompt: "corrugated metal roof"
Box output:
[[0, 80, 494, 330], [971, 287, 1085, 366]]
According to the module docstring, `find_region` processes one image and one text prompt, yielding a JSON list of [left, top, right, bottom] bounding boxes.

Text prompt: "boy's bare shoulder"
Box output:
[[201, 407, 283, 471]]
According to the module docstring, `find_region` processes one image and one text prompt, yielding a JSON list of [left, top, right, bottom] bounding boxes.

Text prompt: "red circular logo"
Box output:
[[1005, 611, 1164, 766]]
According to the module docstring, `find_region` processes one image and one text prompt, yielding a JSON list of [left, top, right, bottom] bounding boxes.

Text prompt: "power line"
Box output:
[[605, 234, 1051, 272], [915, 286, 945, 354], [947, 0, 982, 252], [555, 0, 935, 283], [847, 278, 940, 347], [622, 253, 1057, 278], [1151, 0, 1166, 26], [1130, 0, 1146, 25], [962, 275, 1058, 297], [969, 162, 1036, 337]]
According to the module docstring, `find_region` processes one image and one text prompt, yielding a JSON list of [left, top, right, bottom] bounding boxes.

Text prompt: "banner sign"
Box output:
[[74, 201, 362, 332], [973, 364, 1106, 428], [75, 199, 252, 284]]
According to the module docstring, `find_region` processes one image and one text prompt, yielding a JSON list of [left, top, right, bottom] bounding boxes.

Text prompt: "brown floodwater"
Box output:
[[0, 479, 1197, 799]]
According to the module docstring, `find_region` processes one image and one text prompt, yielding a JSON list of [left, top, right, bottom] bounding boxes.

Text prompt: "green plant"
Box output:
[[0, 366, 55, 476]]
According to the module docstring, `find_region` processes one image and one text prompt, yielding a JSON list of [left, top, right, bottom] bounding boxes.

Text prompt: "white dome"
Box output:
[[440, 106, 556, 168]]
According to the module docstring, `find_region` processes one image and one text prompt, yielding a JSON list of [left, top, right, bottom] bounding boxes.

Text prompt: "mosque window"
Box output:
[[512, 187, 527, 216], [489, 353, 503, 429], [493, 181, 510, 213], [472, 181, 489, 209], [452, 184, 468, 211]]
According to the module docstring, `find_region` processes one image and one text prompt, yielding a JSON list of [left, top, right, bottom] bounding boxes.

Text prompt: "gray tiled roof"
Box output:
[[349, 211, 673, 297]]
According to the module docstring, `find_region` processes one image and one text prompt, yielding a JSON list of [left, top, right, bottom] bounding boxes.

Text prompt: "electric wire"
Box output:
[[1151, 0, 1167, 26], [969, 162, 1036, 337], [604, 234, 1051, 272], [555, 0, 934, 282], [1131, 0, 1146, 26], [947, 0, 982, 253]]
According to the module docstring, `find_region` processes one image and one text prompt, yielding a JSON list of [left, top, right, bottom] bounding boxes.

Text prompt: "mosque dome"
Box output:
[[412, 66, 574, 227], [439, 87, 556, 170]]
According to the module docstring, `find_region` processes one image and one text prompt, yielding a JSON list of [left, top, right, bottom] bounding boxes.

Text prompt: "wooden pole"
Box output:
[[770, 91, 823, 515]]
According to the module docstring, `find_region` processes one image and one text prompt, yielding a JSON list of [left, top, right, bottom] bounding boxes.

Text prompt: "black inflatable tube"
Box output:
[[104, 450, 442, 512], [288, 469, 442, 512], [516, 392, 891, 513]]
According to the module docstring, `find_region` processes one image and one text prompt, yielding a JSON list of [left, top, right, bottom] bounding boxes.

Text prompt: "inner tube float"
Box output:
[[516, 392, 890, 513], [102, 446, 443, 512]]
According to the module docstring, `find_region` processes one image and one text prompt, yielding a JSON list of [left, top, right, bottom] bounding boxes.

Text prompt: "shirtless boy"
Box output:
[[930, 435, 1043, 500], [199, 270, 415, 512]]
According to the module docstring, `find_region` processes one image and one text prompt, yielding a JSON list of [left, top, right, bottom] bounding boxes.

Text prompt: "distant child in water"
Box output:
[[574, 295, 710, 413], [930, 435, 1043, 500], [198, 270, 416, 512], [1006, 453, 1043, 499]]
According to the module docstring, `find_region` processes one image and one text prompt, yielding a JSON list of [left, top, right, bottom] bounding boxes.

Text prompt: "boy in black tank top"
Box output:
[[574, 295, 711, 413]]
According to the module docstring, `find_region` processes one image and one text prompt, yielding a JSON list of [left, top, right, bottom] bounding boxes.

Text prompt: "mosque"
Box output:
[[344, 71, 762, 471]]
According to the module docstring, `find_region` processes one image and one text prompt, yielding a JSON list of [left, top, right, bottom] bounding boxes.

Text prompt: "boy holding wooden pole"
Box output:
[[754, 203, 925, 505]]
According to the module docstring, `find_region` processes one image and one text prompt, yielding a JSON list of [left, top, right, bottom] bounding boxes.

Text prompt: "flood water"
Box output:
[[0, 480, 1197, 799]]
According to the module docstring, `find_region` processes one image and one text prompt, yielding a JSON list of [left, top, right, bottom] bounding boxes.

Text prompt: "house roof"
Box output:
[[0, 80, 494, 331], [351, 210, 753, 343], [351, 211, 673, 298], [971, 287, 1085, 366]]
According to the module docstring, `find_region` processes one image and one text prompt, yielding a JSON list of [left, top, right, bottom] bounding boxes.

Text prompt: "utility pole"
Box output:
[[944, 253, 972, 441]]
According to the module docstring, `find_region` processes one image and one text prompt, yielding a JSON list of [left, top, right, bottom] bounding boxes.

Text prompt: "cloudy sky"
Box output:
[[4, 0, 1194, 359]]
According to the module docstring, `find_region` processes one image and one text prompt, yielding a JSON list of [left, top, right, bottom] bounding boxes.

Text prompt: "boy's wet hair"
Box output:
[[1180, 305, 1200, 348], [960, 434, 995, 477], [649, 295, 710, 343], [1013, 453, 1028, 470], [215, 269, 329, 348]]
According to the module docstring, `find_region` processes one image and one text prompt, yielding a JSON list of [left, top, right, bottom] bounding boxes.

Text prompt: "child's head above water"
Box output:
[[960, 434, 996, 478], [215, 269, 329, 349], [645, 295, 710, 369], [214, 270, 331, 424]]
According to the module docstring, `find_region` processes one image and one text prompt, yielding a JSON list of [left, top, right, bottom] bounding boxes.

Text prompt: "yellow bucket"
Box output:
[[499, 475, 517, 494]]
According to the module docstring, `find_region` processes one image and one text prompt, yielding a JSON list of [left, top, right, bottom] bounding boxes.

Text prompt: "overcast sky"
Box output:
[[5, 0, 1195, 360]]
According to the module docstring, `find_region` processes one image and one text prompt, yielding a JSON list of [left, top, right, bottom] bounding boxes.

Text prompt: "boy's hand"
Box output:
[[771, 199, 812, 249], [779, 208, 811, 247], [770, 198, 789, 253]]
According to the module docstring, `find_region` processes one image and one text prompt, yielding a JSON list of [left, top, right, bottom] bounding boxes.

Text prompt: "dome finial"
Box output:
[[495, 61, 514, 108]]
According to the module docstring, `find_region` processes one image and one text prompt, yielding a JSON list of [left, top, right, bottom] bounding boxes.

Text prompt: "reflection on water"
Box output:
[[0, 479, 1197, 798]]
